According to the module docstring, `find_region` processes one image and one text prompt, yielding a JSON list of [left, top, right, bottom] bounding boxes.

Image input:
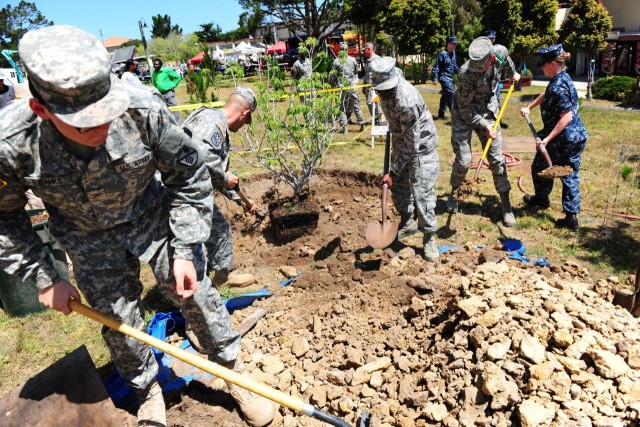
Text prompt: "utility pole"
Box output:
[[138, 19, 153, 72]]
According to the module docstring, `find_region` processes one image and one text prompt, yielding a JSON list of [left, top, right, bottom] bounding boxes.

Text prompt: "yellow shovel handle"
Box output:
[[473, 83, 516, 180]]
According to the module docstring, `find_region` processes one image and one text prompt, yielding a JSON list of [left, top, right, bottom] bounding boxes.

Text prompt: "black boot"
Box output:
[[358, 124, 366, 132], [500, 121, 509, 129], [556, 213, 579, 231], [523, 194, 550, 209]]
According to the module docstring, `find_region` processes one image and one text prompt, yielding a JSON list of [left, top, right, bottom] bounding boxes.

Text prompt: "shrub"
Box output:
[[404, 62, 430, 84], [621, 77, 640, 109], [592, 75, 636, 101]]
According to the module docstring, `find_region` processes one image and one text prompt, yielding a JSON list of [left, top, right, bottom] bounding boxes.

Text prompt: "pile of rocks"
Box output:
[[238, 250, 639, 426]]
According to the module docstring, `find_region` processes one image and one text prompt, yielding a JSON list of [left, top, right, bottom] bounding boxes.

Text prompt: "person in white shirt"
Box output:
[[120, 59, 142, 86], [0, 77, 16, 109]]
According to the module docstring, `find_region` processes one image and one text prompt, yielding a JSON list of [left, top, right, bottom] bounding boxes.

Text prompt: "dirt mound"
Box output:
[[537, 165, 573, 179], [127, 170, 638, 426]]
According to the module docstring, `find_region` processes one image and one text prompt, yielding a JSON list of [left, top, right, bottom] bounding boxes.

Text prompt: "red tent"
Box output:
[[190, 51, 205, 64], [267, 41, 286, 54]]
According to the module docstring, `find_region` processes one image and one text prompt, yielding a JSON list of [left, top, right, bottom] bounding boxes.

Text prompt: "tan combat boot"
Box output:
[[135, 380, 166, 427], [226, 360, 276, 427]]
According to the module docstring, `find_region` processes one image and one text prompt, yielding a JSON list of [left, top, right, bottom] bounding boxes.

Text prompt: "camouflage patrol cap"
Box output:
[[371, 57, 399, 91], [468, 37, 494, 73], [19, 25, 129, 128], [232, 86, 257, 124]]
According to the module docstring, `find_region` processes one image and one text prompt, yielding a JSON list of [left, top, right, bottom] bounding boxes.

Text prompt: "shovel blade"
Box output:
[[365, 221, 399, 249]]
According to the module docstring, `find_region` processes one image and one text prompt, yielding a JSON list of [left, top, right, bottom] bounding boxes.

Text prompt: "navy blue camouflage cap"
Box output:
[[232, 86, 257, 123], [19, 25, 130, 128], [536, 44, 565, 68], [371, 56, 399, 91], [446, 36, 458, 45], [468, 37, 494, 73], [484, 30, 496, 40]]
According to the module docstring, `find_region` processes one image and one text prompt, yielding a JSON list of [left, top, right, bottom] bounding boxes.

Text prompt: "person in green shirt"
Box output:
[[152, 58, 182, 122]]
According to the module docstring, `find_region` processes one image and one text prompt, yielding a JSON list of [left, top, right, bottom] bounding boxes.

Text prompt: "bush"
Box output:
[[592, 76, 636, 101], [404, 62, 430, 84], [621, 78, 640, 109]]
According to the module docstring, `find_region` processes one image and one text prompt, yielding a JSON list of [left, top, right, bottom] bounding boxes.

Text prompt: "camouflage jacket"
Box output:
[[363, 53, 380, 86], [332, 55, 359, 87], [454, 61, 500, 130], [182, 107, 242, 205], [379, 77, 439, 174], [0, 86, 213, 290], [291, 58, 312, 80]]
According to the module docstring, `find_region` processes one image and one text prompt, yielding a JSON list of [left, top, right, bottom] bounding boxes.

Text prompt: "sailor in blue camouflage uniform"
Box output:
[[520, 44, 588, 231], [371, 57, 441, 261], [0, 26, 274, 427], [447, 36, 520, 227], [332, 42, 366, 133], [431, 36, 459, 120], [485, 30, 516, 129], [182, 87, 258, 282]]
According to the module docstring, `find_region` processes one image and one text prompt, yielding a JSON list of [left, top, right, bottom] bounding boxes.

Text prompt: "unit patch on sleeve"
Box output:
[[212, 130, 223, 149], [178, 146, 198, 166]]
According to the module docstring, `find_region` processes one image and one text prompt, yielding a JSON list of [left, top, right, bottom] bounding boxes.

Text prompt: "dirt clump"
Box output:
[[454, 178, 484, 201], [537, 165, 573, 179]]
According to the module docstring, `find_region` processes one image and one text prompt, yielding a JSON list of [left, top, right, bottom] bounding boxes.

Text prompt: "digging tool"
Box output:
[[68, 300, 371, 427], [365, 130, 398, 249], [472, 83, 516, 181], [232, 181, 267, 229], [523, 114, 572, 179]]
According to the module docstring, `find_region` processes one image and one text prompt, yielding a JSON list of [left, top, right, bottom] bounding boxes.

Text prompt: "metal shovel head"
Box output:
[[365, 219, 398, 249]]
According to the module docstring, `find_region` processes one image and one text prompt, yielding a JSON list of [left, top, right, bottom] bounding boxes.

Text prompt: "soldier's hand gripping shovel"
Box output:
[[365, 130, 399, 249], [68, 299, 372, 427], [523, 114, 572, 179], [232, 181, 267, 229]]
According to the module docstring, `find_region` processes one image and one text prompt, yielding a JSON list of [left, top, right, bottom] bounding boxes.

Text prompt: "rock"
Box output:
[[226, 273, 256, 287], [360, 357, 392, 374], [487, 339, 511, 361], [586, 348, 629, 378], [627, 344, 640, 369], [398, 247, 416, 259], [261, 354, 285, 375], [520, 334, 546, 364], [458, 295, 488, 317], [370, 371, 383, 388], [422, 402, 449, 422], [476, 309, 503, 328], [310, 385, 328, 407], [519, 398, 555, 427], [291, 336, 310, 358], [280, 266, 297, 278], [479, 247, 503, 264], [552, 330, 574, 347]]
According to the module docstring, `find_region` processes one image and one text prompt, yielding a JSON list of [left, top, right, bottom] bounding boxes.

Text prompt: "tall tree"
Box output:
[[236, 6, 265, 38], [238, 0, 348, 45], [151, 14, 182, 39], [481, 0, 556, 62], [452, 0, 483, 56], [559, 0, 612, 99], [195, 22, 223, 42], [0, 1, 52, 49], [148, 33, 199, 62], [383, 0, 451, 83], [345, 0, 390, 44]]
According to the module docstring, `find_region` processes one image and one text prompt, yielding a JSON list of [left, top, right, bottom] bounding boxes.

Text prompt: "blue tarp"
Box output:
[[103, 288, 272, 408]]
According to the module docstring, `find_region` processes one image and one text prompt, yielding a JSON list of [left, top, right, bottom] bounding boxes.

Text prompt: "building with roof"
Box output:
[[103, 36, 132, 54]]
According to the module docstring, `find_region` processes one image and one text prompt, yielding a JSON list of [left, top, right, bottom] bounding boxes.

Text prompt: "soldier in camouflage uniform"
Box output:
[[485, 30, 516, 129], [447, 37, 520, 227], [333, 42, 366, 133], [290, 47, 312, 80], [520, 45, 588, 231], [431, 36, 459, 120], [371, 57, 441, 261], [361, 42, 382, 124], [0, 26, 274, 427], [182, 87, 258, 282]]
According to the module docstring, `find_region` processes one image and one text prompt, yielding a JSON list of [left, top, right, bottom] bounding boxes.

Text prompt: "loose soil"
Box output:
[[537, 165, 574, 179], [453, 178, 484, 201], [113, 169, 640, 427], [29, 211, 48, 225]]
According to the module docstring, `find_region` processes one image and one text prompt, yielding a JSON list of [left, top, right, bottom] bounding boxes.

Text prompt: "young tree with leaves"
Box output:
[[559, 0, 612, 100]]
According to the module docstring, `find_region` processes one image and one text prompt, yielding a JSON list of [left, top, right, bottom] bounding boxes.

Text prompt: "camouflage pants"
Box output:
[[438, 78, 454, 118], [51, 205, 239, 392], [365, 87, 381, 122], [391, 150, 440, 234], [205, 203, 233, 273], [338, 89, 365, 127], [532, 138, 586, 214], [450, 117, 511, 194]]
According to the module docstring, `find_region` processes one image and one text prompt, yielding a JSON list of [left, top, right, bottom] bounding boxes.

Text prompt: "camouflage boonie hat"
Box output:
[[232, 86, 257, 124], [19, 25, 130, 128], [371, 57, 399, 91], [468, 37, 494, 73]]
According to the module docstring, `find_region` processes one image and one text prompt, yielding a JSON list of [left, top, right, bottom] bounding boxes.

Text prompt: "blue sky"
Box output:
[[8, 1, 247, 41]]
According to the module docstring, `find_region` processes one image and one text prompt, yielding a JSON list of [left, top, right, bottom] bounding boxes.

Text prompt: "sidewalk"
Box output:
[[530, 76, 587, 97]]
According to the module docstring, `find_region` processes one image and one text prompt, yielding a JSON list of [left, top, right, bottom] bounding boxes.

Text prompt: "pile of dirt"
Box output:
[[538, 165, 573, 179], [126, 170, 638, 426]]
